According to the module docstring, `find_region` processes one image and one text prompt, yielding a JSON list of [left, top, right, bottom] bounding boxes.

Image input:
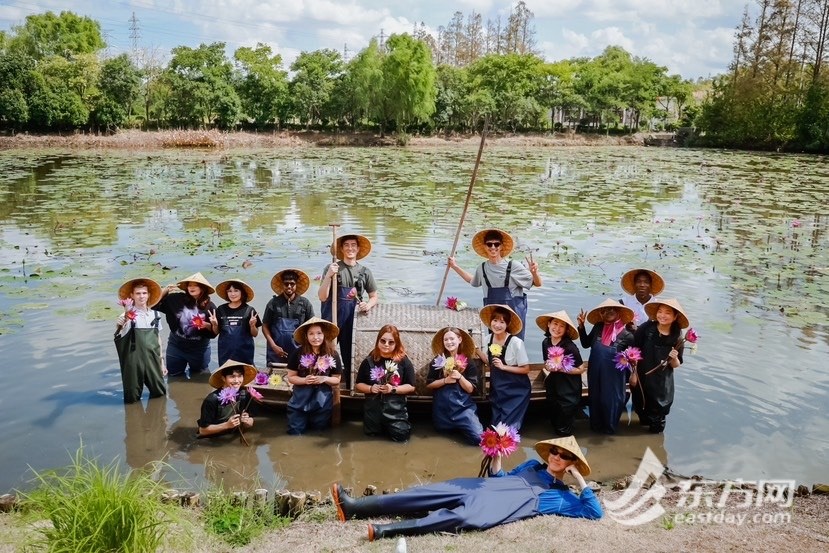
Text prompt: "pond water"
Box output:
[[0, 145, 826, 495]]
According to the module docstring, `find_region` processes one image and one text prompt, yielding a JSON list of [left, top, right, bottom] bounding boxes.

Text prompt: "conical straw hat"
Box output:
[[118, 278, 162, 308], [535, 310, 579, 340], [208, 359, 257, 389], [472, 228, 515, 258], [534, 435, 591, 476], [586, 298, 634, 325], [177, 272, 215, 295], [215, 279, 255, 302], [644, 297, 690, 329]]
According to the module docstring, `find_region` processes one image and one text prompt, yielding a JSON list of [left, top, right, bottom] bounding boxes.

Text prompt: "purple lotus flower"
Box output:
[[370, 366, 385, 383], [218, 387, 238, 406], [254, 372, 269, 386]]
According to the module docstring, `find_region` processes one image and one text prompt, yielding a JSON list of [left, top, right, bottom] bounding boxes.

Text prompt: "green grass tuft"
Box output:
[[20, 445, 185, 553], [201, 489, 290, 546]]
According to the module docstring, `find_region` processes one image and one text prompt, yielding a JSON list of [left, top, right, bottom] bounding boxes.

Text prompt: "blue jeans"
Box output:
[[166, 340, 210, 377]]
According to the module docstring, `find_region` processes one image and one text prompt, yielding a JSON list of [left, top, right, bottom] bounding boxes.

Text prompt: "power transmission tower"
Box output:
[[129, 12, 141, 57], [343, 43, 349, 62], [379, 28, 385, 53]]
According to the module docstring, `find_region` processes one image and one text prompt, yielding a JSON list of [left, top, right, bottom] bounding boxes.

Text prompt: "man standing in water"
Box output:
[[262, 269, 315, 366], [319, 234, 378, 386]]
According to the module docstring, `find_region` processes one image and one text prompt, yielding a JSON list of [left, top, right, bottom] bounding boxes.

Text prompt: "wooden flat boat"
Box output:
[[250, 304, 590, 418]]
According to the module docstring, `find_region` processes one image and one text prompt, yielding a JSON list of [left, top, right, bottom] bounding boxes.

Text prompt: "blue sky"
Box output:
[[0, 0, 750, 79]]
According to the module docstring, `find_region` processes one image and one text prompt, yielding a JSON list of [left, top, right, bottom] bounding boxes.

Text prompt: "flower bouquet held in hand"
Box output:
[[300, 353, 336, 378], [433, 353, 469, 377], [218, 386, 263, 445], [545, 346, 575, 374], [477, 422, 520, 477], [369, 360, 402, 390], [118, 298, 138, 322], [614, 347, 643, 371], [645, 328, 699, 375], [444, 296, 468, 311]]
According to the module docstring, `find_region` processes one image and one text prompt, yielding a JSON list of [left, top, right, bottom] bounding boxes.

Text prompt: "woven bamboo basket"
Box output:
[[351, 303, 486, 395]]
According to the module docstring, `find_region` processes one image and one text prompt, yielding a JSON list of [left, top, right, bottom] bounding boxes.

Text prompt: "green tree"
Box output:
[[289, 49, 343, 127], [7, 11, 104, 60], [93, 54, 140, 130], [433, 64, 471, 133], [233, 43, 289, 128], [338, 39, 384, 129], [379, 34, 437, 133], [468, 52, 545, 131], [165, 42, 240, 128], [0, 50, 35, 129]]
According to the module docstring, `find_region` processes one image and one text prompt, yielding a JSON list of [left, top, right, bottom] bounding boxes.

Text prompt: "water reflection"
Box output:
[[0, 147, 827, 494]]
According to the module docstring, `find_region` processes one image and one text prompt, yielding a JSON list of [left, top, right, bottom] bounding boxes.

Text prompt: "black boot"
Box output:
[[331, 483, 384, 521], [368, 519, 424, 541]]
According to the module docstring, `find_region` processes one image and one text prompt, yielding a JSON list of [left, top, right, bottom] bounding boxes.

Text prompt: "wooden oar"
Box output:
[[328, 223, 342, 426], [436, 118, 489, 307]]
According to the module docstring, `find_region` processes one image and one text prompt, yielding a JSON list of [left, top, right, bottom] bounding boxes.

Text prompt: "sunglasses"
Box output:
[[548, 446, 577, 461], [485, 241, 502, 248], [282, 281, 297, 287], [379, 339, 396, 345]]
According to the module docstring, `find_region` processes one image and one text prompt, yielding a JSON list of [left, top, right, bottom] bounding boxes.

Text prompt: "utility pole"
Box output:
[[379, 28, 385, 53], [343, 43, 349, 62]]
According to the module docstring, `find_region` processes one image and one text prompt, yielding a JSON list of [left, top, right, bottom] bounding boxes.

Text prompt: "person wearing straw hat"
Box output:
[[197, 359, 259, 437], [331, 434, 601, 541], [262, 269, 314, 366], [631, 298, 689, 433], [285, 317, 343, 435], [577, 299, 636, 435], [318, 234, 378, 385], [210, 279, 262, 366], [447, 228, 541, 340], [113, 278, 167, 404], [537, 311, 587, 436], [156, 272, 218, 377], [478, 304, 531, 430], [619, 268, 666, 329], [426, 327, 484, 445], [355, 325, 417, 442]]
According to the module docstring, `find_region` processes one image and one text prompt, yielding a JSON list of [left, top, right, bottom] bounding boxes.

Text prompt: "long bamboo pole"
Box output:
[[329, 223, 342, 426], [436, 118, 489, 307]]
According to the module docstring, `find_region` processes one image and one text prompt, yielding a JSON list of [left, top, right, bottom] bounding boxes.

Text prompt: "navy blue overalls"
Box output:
[[266, 307, 301, 365], [586, 335, 628, 434], [320, 266, 362, 386], [481, 261, 527, 340], [488, 335, 531, 431], [217, 305, 255, 365]]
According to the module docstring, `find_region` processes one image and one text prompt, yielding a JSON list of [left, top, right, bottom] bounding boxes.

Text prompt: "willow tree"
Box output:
[[379, 34, 437, 134]]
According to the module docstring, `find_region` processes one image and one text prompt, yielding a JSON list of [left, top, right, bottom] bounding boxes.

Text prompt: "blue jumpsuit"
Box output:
[[362, 460, 602, 534]]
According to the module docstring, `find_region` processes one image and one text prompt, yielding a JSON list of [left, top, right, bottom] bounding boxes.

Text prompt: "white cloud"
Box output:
[[590, 26, 635, 52]]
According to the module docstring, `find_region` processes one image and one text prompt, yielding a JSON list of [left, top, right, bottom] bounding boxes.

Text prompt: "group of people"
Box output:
[[113, 229, 691, 442]]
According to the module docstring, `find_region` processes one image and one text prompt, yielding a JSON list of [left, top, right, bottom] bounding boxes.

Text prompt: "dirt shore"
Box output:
[[3, 487, 826, 552], [0, 129, 644, 150]]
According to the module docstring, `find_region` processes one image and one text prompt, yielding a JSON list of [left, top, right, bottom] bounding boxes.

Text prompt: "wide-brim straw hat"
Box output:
[[534, 436, 591, 476], [330, 234, 372, 260], [535, 310, 579, 340], [479, 304, 523, 336], [586, 298, 634, 325], [208, 359, 257, 389], [215, 279, 255, 302], [431, 327, 477, 358], [271, 269, 310, 296], [621, 268, 665, 296], [177, 272, 215, 295], [118, 278, 162, 308], [293, 316, 340, 344], [472, 228, 515, 258], [644, 297, 690, 329]]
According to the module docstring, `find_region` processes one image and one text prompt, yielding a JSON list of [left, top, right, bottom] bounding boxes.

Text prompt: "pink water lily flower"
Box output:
[[300, 354, 316, 370], [479, 422, 521, 458], [254, 372, 269, 386], [685, 328, 699, 343], [246, 386, 264, 401], [218, 387, 238, 406], [614, 347, 642, 371]]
